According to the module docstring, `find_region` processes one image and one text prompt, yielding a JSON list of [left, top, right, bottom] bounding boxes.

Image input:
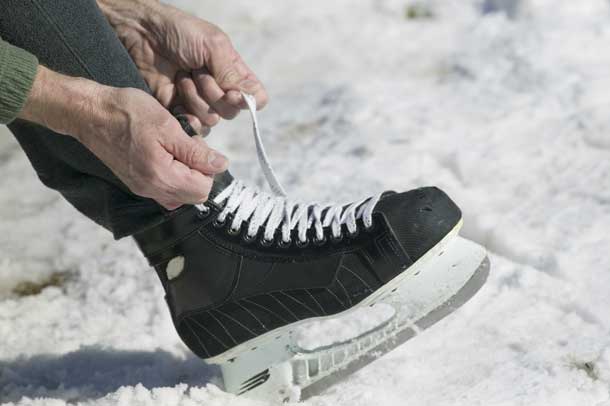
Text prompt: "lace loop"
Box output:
[[196, 92, 381, 245]]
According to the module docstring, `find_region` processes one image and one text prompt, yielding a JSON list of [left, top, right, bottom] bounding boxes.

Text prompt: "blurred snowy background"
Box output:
[[2, 0, 610, 404]]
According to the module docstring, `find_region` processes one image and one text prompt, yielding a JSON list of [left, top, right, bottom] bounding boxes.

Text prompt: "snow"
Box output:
[[295, 304, 396, 351], [2, 0, 610, 404]]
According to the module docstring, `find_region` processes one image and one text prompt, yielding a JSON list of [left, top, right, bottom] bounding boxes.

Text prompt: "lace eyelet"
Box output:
[[213, 218, 226, 228], [197, 207, 211, 220], [242, 233, 257, 244], [347, 228, 360, 239], [364, 221, 376, 232], [260, 237, 274, 247], [277, 238, 291, 249], [313, 235, 327, 246], [296, 238, 310, 248], [227, 225, 241, 236], [330, 233, 344, 244]]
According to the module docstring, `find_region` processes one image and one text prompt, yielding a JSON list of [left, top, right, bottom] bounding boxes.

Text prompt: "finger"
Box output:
[[172, 106, 200, 136], [164, 160, 214, 204], [180, 113, 205, 134], [231, 65, 268, 110], [192, 126, 212, 141], [176, 72, 222, 127], [206, 50, 268, 110], [161, 126, 228, 175], [214, 73, 268, 111], [174, 112, 204, 136], [192, 68, 241, 119], [139, 140, 213, 206]]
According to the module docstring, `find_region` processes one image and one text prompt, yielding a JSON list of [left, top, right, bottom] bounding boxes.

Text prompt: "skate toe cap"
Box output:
[[374, 186, 462, 262]]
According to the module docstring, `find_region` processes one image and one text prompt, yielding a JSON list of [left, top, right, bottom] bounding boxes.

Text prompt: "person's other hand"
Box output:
[[99, 0, 268, 134], [19, 66, 228, 210]]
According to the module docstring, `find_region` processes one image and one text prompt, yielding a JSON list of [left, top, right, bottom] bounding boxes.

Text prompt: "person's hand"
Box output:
[[98, 0, 268, 134], [19, 66, 228, 210]]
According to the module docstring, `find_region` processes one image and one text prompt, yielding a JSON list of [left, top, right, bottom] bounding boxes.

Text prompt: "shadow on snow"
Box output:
[[0, 347, 219, 403]]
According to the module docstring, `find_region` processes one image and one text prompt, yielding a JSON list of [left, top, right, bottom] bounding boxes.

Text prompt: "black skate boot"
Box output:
[[133, 94, 489, 401]]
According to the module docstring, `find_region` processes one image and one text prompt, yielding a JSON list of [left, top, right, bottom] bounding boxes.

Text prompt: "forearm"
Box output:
[[18, 66, 109, 139]]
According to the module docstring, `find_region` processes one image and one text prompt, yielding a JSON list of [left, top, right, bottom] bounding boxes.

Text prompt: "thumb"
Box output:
[[162, 130, 228, 175], [207, 46, 262, 101], [207, 45, 249, 91]]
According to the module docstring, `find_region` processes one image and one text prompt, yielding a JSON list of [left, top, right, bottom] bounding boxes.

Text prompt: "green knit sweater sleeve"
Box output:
[[0, 37, 39, 125]]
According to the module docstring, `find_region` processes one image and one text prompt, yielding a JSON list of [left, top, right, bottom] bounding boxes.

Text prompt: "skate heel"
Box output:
[[216, 334, 297, 401]]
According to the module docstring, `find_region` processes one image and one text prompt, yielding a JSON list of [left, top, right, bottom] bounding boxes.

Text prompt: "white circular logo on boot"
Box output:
[[166, 256, 185, 280]]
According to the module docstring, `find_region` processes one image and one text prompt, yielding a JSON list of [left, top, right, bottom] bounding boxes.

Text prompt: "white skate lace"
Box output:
[[195, 93, 381, 245]]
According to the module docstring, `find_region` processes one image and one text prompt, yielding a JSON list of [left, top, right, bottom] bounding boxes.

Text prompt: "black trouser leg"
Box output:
[[0, 0, 167, 238]]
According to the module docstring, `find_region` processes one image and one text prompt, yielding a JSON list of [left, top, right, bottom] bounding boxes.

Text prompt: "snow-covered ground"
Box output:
[[2, 0, 610, 404]]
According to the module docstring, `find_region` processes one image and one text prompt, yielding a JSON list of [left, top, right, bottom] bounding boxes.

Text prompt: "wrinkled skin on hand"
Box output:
[[77, 86, 229, 210], [19, 64, 230, 210], [113, 4, 268, 134]]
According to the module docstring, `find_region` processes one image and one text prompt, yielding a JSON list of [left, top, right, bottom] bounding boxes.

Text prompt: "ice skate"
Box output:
[[133, 94, 490, 402]]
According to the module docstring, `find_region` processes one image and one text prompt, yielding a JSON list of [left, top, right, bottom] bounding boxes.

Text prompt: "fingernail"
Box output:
[[208, 150, 228, 169]]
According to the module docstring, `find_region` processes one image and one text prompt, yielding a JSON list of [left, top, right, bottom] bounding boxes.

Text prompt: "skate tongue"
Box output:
[[209, 170, 234, 200]]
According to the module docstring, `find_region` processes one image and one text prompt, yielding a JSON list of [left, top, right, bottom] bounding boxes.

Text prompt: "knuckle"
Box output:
[[193, 69, 213, 87], [208, 30, 231, 49], [203, 114, 220, 127], [216, 56, 243, 88], [218, 67, 240, 87], [179, 76, 196, 93], [186, 144, 208, 167]]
